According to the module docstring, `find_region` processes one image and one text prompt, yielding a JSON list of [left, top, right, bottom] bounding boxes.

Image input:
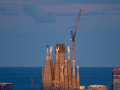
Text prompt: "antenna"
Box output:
[[31, 77, 35, 90]]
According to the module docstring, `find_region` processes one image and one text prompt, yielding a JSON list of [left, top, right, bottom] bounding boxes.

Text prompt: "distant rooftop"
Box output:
[[0, 83, 12, 85], [113, 68, 120, 71], [88, 85, 108, 90]]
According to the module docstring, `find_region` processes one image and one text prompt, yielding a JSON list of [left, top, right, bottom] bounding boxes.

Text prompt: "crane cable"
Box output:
[[71, 14, 78, 31]]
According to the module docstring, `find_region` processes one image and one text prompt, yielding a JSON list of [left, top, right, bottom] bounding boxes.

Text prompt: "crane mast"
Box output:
[[70, 9, 82, 61]]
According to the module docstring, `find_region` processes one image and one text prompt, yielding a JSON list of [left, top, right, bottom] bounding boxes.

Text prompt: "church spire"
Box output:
[[72, 59, 76, 89], [67, 46, 72, 89], [77, 66, 80, 89], [54, 47, 60, 90], [50, 46, 53, 80], [46, 45, 49, 55], [42, 46, 52, 90], [60, 66, 64, 90], [64, 60, 68, 90]]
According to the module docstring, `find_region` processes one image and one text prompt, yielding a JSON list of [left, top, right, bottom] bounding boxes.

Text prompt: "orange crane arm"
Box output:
[[75, 9, 82, 33], [70, 9, 82, 41]]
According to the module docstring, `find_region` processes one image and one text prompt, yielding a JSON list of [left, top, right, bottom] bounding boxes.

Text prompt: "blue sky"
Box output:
[[0, 0, 120, 67]]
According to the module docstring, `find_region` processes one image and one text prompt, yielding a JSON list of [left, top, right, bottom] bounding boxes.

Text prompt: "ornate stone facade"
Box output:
[[41, 44, 80, 90]]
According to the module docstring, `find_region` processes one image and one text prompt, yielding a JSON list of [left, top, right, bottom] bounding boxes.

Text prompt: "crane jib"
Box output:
[[70, 9, 82, 40], [69, 9, 82, 64]]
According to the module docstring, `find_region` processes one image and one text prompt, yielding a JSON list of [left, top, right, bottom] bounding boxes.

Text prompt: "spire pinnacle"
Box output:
[[56, 47, 59, 54], [50, 46, 52, 55], [67, 46, 70, 55], [46, 45, 49, 55]]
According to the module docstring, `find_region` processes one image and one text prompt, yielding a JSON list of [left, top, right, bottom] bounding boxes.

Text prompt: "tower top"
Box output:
[[46, 45, 49, 47], [55, 43, 65, 52], [50, 46, 52, 54], [56, 47, 59, 54], [67, 46, 70, 55], [46, 45, 49, 55]]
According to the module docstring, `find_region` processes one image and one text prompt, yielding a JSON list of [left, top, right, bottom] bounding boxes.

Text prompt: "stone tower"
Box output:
[[55, 44, 65, 87], [50, 46, 54, 80], [41, 43, 80, 90], [54, 47, 60, 90], [64, 60, 68, 90], [67, 46, 71, 89], [72, 60, 76, 89], [76, 66, 80, 89], [42, 46, 52, 90], [60, 66, 64, 90]]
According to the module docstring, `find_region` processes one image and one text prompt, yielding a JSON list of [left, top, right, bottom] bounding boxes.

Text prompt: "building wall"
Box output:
[[0, 83, 12, 90], [112, 68, 120, 90], [88, 85, 108, 90], [112, 83, 120, 90], [55, 44, 65, 88]]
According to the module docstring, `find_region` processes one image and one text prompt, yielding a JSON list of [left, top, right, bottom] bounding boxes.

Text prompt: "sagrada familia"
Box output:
[[41, 43, 80, 90]]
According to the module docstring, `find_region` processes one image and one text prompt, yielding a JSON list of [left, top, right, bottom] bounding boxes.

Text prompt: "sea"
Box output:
[[0, 67, 115, 90]]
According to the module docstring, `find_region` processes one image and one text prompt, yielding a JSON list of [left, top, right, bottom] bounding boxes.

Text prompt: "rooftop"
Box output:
[[113, 68, 120, 71]]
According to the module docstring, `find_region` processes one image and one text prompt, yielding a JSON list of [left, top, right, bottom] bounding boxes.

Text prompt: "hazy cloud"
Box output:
[[0, 7, 19, 15], [0, 0, 120, 5], [37, 4, 120, 16], [23, 4, 56, 23]]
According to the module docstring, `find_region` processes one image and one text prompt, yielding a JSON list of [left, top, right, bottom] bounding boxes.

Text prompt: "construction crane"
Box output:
[[70, 9, 82, 61], [31, 77, 35, 90]]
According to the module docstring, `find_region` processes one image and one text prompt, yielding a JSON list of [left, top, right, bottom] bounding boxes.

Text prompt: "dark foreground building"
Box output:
[[88, 85, 107, 90], [0, 83, 12, 90], [111, 68, 120, 90]]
